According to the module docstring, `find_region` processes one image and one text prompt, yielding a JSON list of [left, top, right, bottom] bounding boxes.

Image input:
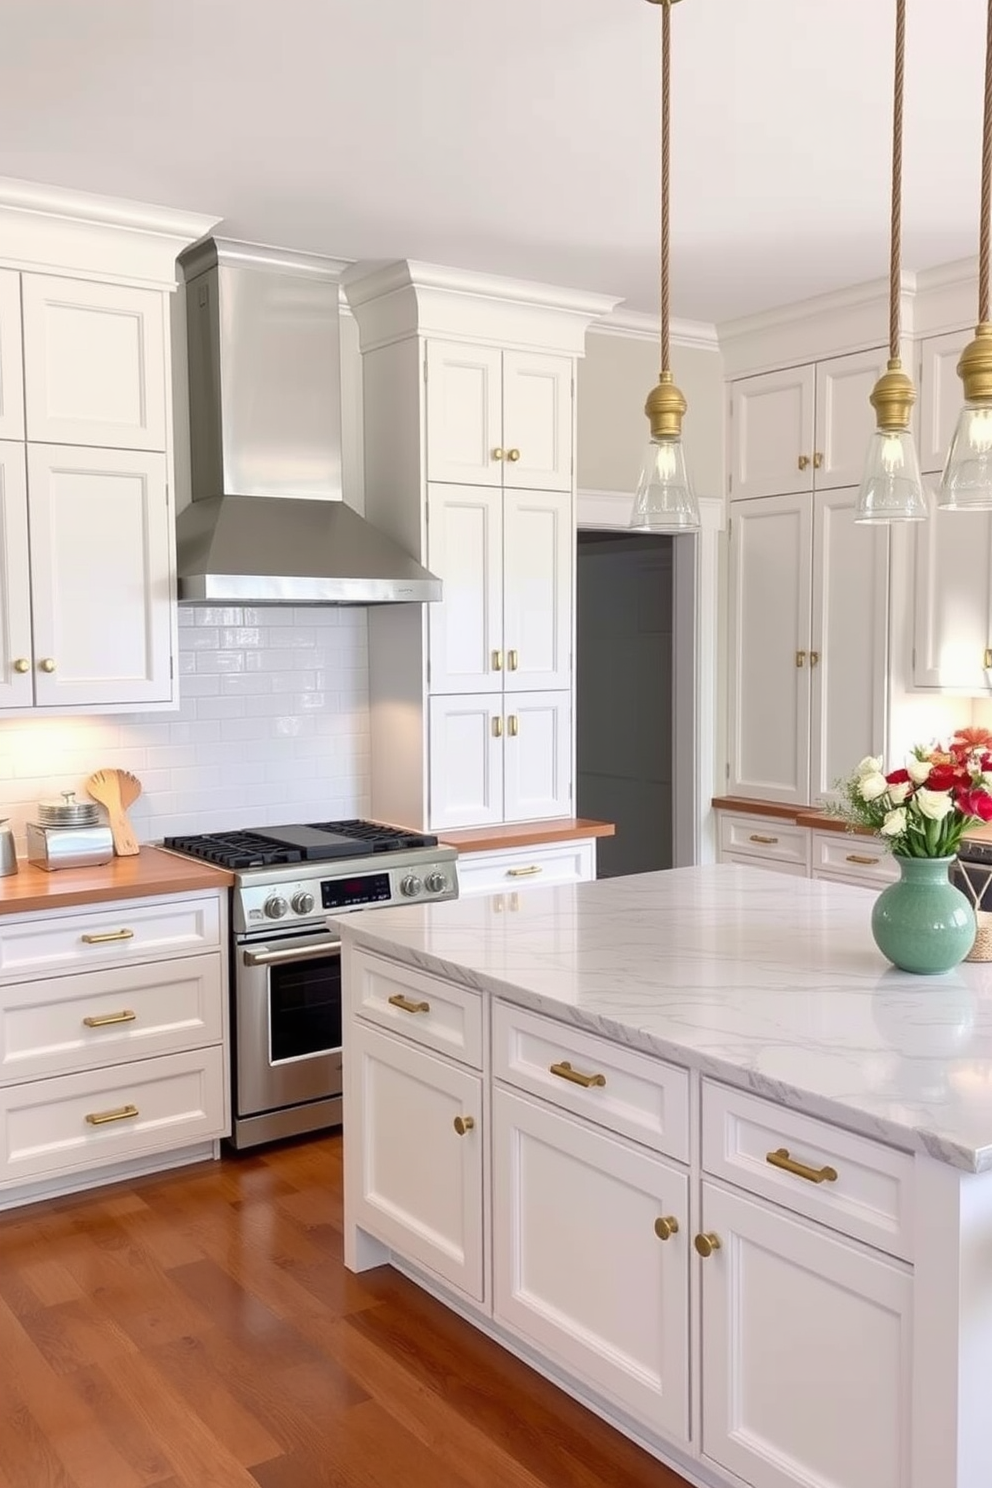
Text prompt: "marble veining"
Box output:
[[334, 864, 992, 1173]]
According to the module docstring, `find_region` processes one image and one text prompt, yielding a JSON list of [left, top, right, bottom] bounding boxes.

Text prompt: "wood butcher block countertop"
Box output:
[[440, 818, 616, 854], [0, 846, 234, 916], [712, 795, 992, 843]]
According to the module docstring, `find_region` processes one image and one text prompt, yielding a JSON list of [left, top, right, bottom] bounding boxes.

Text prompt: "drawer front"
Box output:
[[493, 1001, 689, 1162], [457, 840, 596, 898], [0, 953, 225, 1083], [0, 1046, 228, 1187], [718, 814, 808, 868], [720, 852, 808, 879], [701, 1081, 914, 1260], [351, 949, 483, 1070], [0, 893, 223, 981], [810, 831, 898, 887]]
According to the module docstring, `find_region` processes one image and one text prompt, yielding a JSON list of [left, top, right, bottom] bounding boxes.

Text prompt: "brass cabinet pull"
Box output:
[[795, 650, 806, 668], [492, 649, 503, 671], [39, 658, 56, 673], [85, 1104, 139, 1127], [984, 647, 992, 670], [749, 833, 778, 845], [694, 1232, 721, 1258], [507, 448, 521, 462], [83, 1010, 136, 1028], [507, 714, 519, 737], [81, 929, 135, 945], [766, 1146, 838, 1184], [453, 1115, 475, 1136], [493, 716, 503, 738], [813, 451, 824, 469], [508, 649, 519, 671], [12, 658, 29, 674], [492, 447, 505, 462], [507, 865, 542, 877], [846, 853, 879, 866], [654, 1216, 679, 1241], [387, 993, 430, 1015], [797, 454, 810, 471], [809, 651, 820, 667], [550, 1059, 606, 1089]]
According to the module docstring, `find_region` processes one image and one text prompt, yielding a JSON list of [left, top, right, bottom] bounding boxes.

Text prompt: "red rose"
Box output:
[[957, 788, 992, 822], [928, 763, 958, 792], [886, 768, 911, 784]]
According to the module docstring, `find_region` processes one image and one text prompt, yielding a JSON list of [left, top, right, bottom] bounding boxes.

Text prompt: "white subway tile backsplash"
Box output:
[[0, 606, 371, 850]]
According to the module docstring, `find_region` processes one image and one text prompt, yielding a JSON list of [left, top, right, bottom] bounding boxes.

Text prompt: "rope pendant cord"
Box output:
[[889, 0, 905, 361], [980, 0, 992, 323], [660, 0, 671, 376]]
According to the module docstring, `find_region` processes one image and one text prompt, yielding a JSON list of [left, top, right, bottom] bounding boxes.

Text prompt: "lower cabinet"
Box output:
[[698, 1181, 912, 1488], [347, 1016, 484, 1302], [717, 812, 897, 891], [492, 1085, 689, 1443], [456, 837, 597, 898]]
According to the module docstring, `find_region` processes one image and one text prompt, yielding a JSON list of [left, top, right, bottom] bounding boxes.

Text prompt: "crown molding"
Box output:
[[589, 307, 719, 351], [913, 256, 980, 338], [180, 235, 352, 283]]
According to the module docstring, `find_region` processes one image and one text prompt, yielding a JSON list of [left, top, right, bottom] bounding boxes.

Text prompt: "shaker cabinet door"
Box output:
[[730, 365, 815, 501], [0, 442, 32, 710], [913, 496, 992, 692], [427, 483, 503, 694], [502, 487, 572, 691], [0, 270, 24, 441], [813, 349, 889, 491], [428, 694, 504, 831], [501, 350, 573, 492], [425, 340, 503, 487]]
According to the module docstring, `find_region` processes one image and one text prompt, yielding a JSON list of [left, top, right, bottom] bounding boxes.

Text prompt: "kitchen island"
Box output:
[[337, 864, 992, 1488]]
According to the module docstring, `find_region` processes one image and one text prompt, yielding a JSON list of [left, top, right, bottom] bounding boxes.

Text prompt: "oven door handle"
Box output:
[[243, 939, 342, 968]]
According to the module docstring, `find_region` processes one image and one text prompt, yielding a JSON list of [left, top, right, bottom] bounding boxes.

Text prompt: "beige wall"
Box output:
[[577, 332, 725, 499]]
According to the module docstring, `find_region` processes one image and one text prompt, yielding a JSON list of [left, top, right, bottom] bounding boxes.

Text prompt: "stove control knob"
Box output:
[[292, 890, 316, 916], [426, 872, 448, 894], [400, 874, 423, 898], [264, 895, 289, 919]]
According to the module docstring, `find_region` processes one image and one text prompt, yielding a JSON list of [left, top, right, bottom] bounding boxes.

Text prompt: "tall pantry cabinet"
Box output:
[[344, 262, 617, 833]]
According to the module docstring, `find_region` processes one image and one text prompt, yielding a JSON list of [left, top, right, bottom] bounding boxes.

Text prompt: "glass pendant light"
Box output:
[[630, 0, 700, 534], [939, 0, 992, 510], [855, 0, 926, 524]]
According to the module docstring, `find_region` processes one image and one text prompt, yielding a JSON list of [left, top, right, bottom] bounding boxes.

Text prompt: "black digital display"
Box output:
[[321, 872, 392, 910]]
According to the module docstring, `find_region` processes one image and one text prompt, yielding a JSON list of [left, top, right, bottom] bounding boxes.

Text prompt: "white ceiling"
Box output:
[[0, 0, 986, 322]]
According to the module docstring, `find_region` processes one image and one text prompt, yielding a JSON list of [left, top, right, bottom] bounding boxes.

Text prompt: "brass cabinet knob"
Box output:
[[813, 451, 824, 469], [507, 714, 518, 737], [507, 649, 518, 671], [694, 1232, 721, 1258], [984, 647, 992, 671], [809, 651, 820, 667], [12, 658, 29, 673], [492, 447, 505, 462], [507, 448, 521, 462], [654, 1216, 680, 1241], [453, 1115, 475, 1136], [40, 658, 56, 673], [798, 454, 810, 471], [795, 650, 806, 668], [492, 649, 503, 671]]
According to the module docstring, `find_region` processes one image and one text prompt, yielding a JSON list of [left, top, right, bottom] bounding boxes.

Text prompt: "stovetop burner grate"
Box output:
[[163, 819, 440, 871]]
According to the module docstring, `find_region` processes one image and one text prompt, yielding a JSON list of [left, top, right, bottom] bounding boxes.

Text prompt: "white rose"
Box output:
[[859, 772, 889, 801], [856, 756, 884, 779], [880, 807, 907, 837], [915, 788, 954, 821], [907, 757, 932, 785], [887, 780, 911, 805]]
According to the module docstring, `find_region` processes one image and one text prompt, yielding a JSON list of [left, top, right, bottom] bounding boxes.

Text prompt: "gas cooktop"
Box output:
[[163, 819, 439, 870]]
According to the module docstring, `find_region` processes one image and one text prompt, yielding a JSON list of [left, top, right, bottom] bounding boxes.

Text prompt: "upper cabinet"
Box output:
[[426, 341, 572, 492], [730, 349, 888, 501], [918, 330, 967, 475], [0, 271, 24, 441]]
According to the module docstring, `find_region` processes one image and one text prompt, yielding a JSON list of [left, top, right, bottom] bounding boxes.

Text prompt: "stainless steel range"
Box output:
[[163, 820, 457, 1149]]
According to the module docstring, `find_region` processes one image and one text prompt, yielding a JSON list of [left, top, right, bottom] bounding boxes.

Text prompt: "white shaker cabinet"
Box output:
[[918, 329, 968, 475], [429, 690, 571, 832], [21, 275, 167, 452], [0, 270, 24, 440], [0, 441, 31, 709]]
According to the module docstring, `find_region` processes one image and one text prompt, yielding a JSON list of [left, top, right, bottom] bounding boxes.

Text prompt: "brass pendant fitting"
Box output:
[[869, 358, 916, 432], [645, 370, 687, 440], [957, 323, 992, 404]]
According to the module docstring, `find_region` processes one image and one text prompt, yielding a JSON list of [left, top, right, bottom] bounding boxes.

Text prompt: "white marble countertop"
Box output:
[[335, 863, 992, 1173]]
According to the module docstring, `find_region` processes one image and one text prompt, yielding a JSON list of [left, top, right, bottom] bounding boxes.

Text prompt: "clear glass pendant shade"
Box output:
[[937, 401, 992, 509], [630, 436, 700, 532], [854, 429, 927, 524]]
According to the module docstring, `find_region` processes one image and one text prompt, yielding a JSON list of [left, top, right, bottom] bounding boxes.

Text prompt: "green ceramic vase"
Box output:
[[871, 855, 976, 975]]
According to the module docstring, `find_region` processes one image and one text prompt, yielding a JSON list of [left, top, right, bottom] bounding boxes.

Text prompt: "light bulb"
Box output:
[[938, 400, 992, 509], [630, 435, 700, 532], [880, 433, 905, 475], [854, 428, 926, 524]]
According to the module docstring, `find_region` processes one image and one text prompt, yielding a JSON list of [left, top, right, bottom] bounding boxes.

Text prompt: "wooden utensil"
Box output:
[[86, 769, 142, 857]]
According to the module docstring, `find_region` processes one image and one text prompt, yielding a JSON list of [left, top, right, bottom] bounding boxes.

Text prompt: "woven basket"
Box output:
[[966, 910, 992, 962]]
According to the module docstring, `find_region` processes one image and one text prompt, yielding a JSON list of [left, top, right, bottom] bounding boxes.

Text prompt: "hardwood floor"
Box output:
[[0, 1136, 689, 1488]]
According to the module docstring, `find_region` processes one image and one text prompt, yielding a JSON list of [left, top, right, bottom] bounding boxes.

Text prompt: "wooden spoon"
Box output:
[[86, 769, 142, 857]]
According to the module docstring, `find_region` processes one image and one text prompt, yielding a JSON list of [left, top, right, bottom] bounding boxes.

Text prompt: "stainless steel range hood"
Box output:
[[175, 238, 441, 605]]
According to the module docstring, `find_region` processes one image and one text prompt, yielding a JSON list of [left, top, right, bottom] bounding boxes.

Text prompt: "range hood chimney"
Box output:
[[175, 238, 441, 604]]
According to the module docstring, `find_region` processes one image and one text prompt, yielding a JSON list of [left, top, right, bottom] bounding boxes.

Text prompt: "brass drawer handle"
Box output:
[[813, 451, 824, 469], [984, 647, 992, 670], [749, 834, 778, 845], [798, 454, 810, 471], [766, 1146, 838, 1184], [453, 1115, 475, 1136], [694, 1232, 721, 1258], [83, 1010, 136, 1028], [493, 716, 503, 738], [550, 1059, 606, 1089], [796, 650, 806, 668], [387, 993, 430, 1015], [81, 929, 135, 945], [809, 651, 820, 667], [654, 1216, 679, 1241], [508, 649, 519, 670], [507, 865, 542, 877], [85, 1104, 139, 1127], [507, 714, 519, 737], [492, 649, 503, 671], [846, 853, 879, 866]]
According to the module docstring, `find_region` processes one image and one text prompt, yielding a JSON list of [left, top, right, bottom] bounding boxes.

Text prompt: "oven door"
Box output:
[[235, 928, 343, 1119]]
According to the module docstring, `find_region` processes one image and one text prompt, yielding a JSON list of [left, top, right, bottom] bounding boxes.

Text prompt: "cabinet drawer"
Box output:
[[701, 1081, 914, 1260], [718, 813, 808, 868], [457, 839, 596, 898], [810, 830, 898, 887], [0, 953, 224, 1083], [351, 950, 483, 1070], [0, 893, 223, 982], [0, 1045, 227, 1188], [493, 1002, 689, 1163]]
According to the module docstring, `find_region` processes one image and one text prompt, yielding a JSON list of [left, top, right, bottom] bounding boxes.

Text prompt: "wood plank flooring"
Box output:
[[0, 1136, 690, 1488]]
